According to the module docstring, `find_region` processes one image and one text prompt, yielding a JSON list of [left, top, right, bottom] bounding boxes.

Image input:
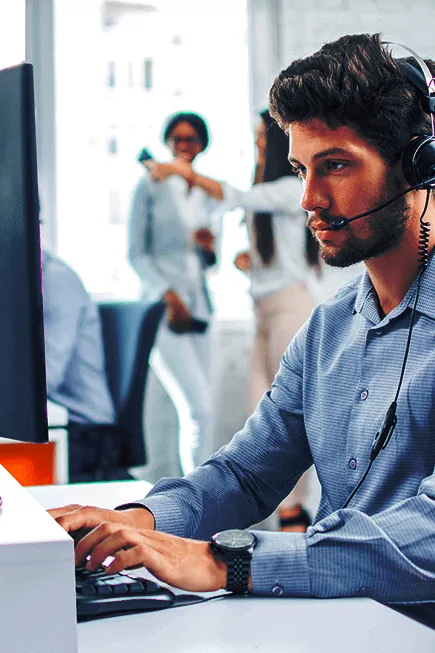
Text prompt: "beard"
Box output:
[[311, 176, 411, 268]]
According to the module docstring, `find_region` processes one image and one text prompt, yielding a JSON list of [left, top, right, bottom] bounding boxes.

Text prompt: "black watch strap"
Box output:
[[226, 554, 251, 594]]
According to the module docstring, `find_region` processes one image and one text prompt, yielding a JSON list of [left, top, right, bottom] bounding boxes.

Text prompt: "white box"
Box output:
[[0, 465, 77, 653]]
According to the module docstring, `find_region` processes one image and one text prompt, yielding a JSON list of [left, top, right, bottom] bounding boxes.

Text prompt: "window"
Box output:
[[128, 61, 134, 87], [107, 61, 116, 88], [143, 58, 153, 90], [0, 0, 25, 69], [108, 190, 122, 224], [107, 136, 118, 155], [35, 0, 252, 316]]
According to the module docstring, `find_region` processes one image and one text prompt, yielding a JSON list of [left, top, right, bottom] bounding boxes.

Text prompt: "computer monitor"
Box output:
[[0, 62, 48, 443]]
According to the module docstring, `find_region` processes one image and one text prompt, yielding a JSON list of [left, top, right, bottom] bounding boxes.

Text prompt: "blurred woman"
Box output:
[[128, 112, 220, 475], [171, 110, 314, 530]]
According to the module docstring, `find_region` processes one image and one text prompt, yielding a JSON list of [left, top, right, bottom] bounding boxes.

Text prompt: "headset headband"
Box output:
[[384, 41, 435, 134]]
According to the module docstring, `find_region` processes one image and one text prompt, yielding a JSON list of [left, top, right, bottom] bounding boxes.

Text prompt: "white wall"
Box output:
[[249, 0, 435, 111]]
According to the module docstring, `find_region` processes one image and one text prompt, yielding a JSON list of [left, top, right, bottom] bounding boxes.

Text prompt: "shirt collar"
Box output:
[[353, 249, 435, 323]]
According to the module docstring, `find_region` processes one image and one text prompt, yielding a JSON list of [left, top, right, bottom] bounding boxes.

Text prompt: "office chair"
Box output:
[[67, 300, 164, 483], [97, 300, 165, 468]]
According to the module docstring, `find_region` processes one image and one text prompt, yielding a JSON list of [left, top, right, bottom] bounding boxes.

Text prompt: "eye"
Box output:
[[291, 165, 306, 179], [324, 160, 346, 172]]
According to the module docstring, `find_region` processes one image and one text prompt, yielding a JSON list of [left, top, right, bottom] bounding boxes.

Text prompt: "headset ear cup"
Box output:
[[402, 136, 435, 188]]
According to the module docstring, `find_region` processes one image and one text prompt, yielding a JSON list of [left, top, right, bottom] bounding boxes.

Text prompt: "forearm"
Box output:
[[128, 252, 171, 300], [221, 177, 302, 213], [249, 483, 435, 601], [307, 488, 435, 601], [191, 172, 224, 200]]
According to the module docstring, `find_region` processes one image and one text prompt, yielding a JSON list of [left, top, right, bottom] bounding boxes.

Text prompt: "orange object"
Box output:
[[0, 442, 55, 486]]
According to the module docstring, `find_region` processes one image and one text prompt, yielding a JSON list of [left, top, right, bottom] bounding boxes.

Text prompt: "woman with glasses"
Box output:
[[128, 112, 221, 477]]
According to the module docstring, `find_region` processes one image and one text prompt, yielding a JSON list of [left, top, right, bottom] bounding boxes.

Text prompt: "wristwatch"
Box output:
[[210, 529, 257, 594]]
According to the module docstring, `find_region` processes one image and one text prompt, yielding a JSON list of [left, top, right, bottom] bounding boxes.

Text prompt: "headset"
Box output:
[[340, 42, 435, 509], [331, 43, 435, 231]]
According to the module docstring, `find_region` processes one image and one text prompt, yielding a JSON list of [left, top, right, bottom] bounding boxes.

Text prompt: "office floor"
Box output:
[[134, 318, 321, 522]]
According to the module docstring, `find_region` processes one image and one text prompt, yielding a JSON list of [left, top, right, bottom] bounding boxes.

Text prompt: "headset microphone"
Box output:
[[330, 179, 435, 230]]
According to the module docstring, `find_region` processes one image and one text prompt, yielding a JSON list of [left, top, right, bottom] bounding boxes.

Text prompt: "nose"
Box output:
[[300, 174, 330, 214]]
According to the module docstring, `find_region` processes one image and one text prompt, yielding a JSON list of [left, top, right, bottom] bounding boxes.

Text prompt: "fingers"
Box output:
[[76, 522, 161, 574], [50, 505, 110, 536], [74, 524, 226, 592], [75, 521, 126, 567], [48, 504, 82, 519]]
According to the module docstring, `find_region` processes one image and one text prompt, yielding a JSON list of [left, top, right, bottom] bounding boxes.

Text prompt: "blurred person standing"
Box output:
[[41, 249, 130, 482], [128, 112, 220, 475], [228, 111, 314, 532], [170, 111, 314, 531]]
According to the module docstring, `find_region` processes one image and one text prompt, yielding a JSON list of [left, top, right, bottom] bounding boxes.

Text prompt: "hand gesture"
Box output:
[[234, 250, 251, 274], [170, 157, 194, 184]]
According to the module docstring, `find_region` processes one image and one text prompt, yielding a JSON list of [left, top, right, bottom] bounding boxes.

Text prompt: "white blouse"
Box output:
[[222, 177, 310, 299]]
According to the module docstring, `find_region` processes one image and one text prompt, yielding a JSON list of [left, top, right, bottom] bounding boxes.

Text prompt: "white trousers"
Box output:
[[250, 283, 313, 510], [150, 290, 213, 476]]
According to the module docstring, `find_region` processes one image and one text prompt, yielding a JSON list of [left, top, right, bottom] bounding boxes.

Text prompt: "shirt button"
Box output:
[[272, 584, 284, 596], [375, 328, 383, 335], [349, 457, 357, 470], [360, 389, 369, 401]]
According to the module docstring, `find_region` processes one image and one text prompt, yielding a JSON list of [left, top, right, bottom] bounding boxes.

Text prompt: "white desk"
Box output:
[[28, 481, 435, 653]]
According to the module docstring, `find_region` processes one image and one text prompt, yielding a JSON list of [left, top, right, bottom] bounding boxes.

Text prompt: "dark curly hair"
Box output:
[[163, 112, 210, 152], [269, 33, 435, 166]]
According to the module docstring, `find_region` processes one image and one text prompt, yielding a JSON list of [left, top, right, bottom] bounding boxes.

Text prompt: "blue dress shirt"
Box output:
[[42, 250, 115, 425], [137, 251, 435, 602]]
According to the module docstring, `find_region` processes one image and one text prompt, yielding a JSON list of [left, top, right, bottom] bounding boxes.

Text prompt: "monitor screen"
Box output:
[[0, 62, 48, 443]]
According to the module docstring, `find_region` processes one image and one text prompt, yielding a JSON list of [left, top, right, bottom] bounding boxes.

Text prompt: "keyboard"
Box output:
[[75, 566, 175, 620]]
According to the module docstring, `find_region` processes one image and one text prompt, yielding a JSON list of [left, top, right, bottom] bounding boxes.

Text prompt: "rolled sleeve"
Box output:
[[250, 531, 311, 597]]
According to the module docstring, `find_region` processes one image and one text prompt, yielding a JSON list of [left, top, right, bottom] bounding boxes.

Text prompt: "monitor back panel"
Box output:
[[0, 63, 48, 443]]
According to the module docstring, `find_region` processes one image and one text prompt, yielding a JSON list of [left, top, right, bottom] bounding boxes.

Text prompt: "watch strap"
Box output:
[[226, 553, 251, 594]]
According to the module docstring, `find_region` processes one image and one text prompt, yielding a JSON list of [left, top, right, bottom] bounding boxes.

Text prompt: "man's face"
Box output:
[[289, 119, 410, 267], [166, 121, 203, 162]]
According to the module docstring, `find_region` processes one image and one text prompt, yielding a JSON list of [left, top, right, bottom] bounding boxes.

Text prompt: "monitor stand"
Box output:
[[0, 464, 77, 652]]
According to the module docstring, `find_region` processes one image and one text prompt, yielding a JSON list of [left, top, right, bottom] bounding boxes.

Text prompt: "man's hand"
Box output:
[[75, 524, 227, 593], [48, 504, 155, 535]]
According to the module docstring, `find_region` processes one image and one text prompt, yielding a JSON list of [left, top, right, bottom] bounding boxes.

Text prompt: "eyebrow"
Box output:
[[289, 147, 351, 165]]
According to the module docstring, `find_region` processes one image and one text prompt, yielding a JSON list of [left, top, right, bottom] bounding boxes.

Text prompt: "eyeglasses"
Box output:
[[170, 136, 201, 146]]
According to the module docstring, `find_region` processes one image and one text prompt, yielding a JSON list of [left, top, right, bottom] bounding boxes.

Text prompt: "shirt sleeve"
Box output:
[[128, 177, 171, 301], [42, 263, 85, 395], [221, 177, 303, 215]]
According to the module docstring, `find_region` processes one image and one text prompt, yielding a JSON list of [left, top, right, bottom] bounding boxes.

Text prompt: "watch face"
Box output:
[[213, 529, 256, 551]]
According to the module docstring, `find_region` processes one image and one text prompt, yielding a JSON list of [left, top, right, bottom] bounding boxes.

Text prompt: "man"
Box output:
[[49, 34, 435, 601], [42, 249, 124, 482]]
